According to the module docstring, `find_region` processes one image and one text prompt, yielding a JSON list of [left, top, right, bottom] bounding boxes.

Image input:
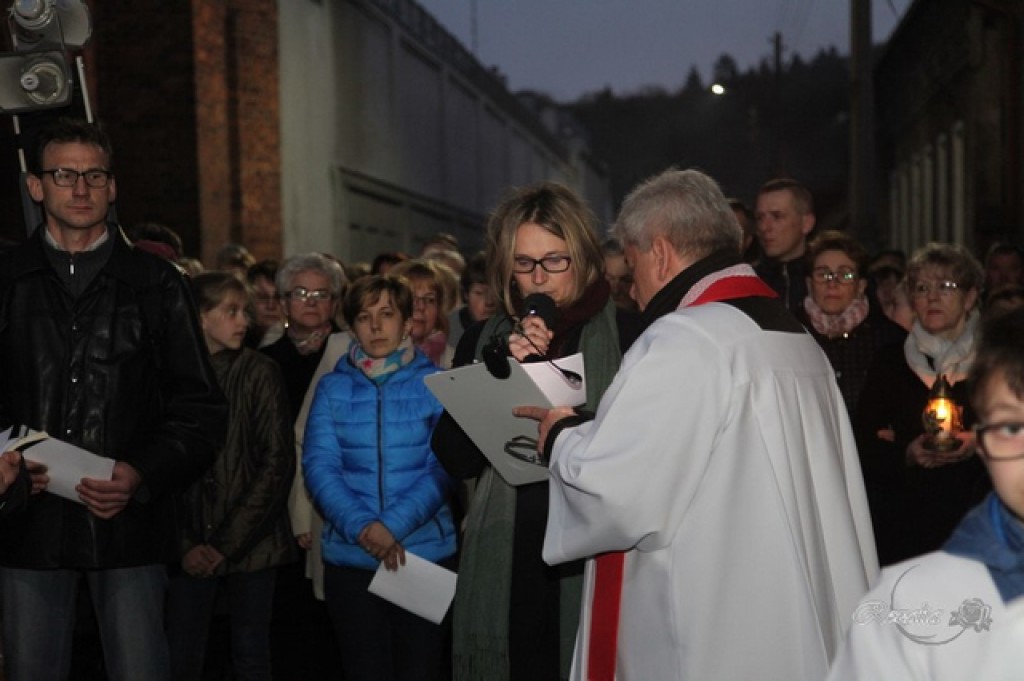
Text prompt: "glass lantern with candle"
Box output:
[[922, 374, 963, 451]]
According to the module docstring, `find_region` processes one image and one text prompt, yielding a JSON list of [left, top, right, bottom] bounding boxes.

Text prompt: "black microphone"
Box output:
[[520, 293, 557, 364], [522, 293, 558, 329], [517, 293, 583, 389]]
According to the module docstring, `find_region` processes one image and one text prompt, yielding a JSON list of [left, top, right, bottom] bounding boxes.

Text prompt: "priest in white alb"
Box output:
[[515, 168, 878, 681]]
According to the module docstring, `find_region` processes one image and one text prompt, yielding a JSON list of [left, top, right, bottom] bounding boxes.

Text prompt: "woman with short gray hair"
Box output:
[[856, 242, 990, 566], [262, 253, 348, 417]]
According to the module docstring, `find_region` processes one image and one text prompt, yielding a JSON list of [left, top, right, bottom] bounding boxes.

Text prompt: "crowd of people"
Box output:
[[1, 117, 1024, 680]]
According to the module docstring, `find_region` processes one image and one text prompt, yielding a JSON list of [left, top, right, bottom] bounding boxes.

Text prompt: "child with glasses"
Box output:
[[828, 306, 1024, 680]]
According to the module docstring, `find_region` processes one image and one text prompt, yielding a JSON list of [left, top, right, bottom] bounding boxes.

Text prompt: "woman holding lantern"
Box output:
[[855, 242, 991, 565]]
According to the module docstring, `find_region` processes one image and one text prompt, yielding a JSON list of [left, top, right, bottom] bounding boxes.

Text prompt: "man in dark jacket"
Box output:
[[0, 119, 226, 681], [754, 178, 816, 312]]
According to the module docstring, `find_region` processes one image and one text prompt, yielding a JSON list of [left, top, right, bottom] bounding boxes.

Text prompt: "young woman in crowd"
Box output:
[[431, 182, 635, 681], [302, 274, 456, 681], [166, 272, 296, 681]]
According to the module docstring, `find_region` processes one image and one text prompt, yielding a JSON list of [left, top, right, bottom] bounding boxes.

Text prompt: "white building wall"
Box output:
[[279, 0, 609, 264]]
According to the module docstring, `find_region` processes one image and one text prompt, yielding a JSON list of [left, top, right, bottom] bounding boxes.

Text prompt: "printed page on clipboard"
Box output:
[[424, 353, 586, 486]]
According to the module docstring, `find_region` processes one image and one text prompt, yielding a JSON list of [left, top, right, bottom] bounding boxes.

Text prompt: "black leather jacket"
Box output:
[[0, 226, 226, 568], [755, 256, 810, 314]]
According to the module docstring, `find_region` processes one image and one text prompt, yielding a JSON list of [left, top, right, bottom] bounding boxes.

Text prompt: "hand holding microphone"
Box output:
[[483, 293, 582, 387], [508, 293, 557, 362]]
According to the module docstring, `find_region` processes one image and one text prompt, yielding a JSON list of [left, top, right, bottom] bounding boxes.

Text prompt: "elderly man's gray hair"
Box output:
[[613, 168, 742, 259]]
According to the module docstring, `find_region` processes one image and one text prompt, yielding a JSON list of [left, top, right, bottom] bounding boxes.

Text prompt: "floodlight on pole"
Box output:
[[0, 49, 70, 111], [0, 0, 90, 114], [8, 0, 92, 49]]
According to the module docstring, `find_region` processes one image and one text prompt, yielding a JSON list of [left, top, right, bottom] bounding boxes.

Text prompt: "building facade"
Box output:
[[1, 0, 610, 264], [875, 0, 1023, 255]]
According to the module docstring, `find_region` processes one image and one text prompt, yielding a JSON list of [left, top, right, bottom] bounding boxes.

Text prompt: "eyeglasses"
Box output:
[[512, 255, 572, 274], [286, 287, 332, 303], [974, 421, 1024, 461], [413, 295, 438, 308], [910, 280, 961, 298], [811, 267, 859, 285], [39, 168, 113, 188]]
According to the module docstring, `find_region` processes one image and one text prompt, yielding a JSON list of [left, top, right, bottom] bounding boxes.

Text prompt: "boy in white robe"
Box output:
[[828, 306, 1024, 680]]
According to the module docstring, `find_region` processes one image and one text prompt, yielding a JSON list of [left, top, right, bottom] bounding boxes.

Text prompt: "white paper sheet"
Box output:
[[0, 427, 115, 504], [521, 353, 587, 407], [367, 552, 457, 624]]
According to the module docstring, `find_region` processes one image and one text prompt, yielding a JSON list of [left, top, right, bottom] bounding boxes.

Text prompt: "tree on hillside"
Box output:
[[569, 49, 851, 226]]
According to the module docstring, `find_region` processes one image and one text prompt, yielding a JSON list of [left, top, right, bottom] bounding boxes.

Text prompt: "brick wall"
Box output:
[[88, 0, 282, 263]]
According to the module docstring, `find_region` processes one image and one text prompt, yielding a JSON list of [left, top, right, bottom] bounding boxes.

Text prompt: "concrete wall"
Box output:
[[280, 0, 609, 265]]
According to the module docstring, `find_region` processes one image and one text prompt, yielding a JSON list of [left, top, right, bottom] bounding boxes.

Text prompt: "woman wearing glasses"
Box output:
[[431, 182, 637, 681], [799, 231, 906, 415], [855, 243, 991, 566], [261, 253, 347, 416], [389, 259, 458, 369]]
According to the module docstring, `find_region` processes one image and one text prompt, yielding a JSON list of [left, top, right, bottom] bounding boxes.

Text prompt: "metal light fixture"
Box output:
[[0, 49, 70, 111], [9, 0, 92, 49], [921, 374, 963, 451], [0, 0, 90, 113]]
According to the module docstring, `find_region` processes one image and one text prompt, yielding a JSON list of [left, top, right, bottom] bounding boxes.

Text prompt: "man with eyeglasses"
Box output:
[[0, 118, 226, 681], [754, 178, 816, 312]]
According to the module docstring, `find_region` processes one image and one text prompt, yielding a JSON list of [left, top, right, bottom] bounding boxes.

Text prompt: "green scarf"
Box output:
[[452, 300, 622, 681]]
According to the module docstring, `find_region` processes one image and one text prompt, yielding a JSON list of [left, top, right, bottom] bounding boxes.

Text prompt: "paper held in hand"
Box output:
[[0, 426, 116, 504], [424, 352, 586, 486], [367, 552, 457, 624]]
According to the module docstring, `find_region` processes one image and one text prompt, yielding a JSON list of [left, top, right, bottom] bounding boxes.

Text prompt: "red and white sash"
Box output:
[[586, 264, 776, 681]]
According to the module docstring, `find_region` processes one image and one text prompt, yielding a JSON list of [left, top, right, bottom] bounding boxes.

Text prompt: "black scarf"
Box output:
[[639, 250, 742, 332]]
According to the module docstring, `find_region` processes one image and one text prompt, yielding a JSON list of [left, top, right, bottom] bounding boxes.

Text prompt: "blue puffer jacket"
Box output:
[[303, 350, 456, 570]]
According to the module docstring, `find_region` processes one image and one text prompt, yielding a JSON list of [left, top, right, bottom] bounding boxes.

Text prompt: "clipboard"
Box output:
[[426, 358, 576, 486]]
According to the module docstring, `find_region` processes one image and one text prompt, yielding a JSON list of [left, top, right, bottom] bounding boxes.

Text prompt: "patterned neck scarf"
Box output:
[[803, 294, 870, 338], [349, 336, 416, 384], [288, 322, 333, 356]]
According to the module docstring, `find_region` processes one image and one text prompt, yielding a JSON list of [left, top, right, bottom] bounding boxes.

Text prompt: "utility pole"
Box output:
[[849, 0, 874, 239], [772, 31, 783, 174]]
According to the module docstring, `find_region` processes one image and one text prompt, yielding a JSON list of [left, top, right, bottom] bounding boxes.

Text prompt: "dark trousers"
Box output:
[[509, 482, 562, 681], [165, 567, 277, 681], [324, 562, 451, 681], [0, 565, 170, 681]]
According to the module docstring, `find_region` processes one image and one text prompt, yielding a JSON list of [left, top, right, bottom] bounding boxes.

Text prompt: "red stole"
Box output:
[[585, 265, 775, 681]]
